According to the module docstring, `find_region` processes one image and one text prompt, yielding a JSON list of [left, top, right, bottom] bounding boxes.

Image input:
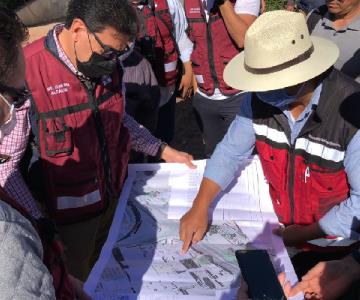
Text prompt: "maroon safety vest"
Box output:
[[137, 0, 179, 86], [24, 34, 130, 224], [184, 0, 240, 96], [0, 187, 74, 299], [252, 70, 360, 249]]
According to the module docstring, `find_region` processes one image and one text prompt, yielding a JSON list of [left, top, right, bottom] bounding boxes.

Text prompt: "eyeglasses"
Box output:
[[0, 83, 31, 107], [91, 31, 131, 59]]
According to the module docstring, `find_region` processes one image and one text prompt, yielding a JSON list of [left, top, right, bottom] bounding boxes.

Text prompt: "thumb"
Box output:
[[183, 154, 196, 169], [185, 158, 196, 169], [273, 225, 285, 237]]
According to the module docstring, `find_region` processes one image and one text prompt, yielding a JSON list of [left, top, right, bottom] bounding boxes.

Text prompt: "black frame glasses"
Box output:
[[91, 31, 131, 59]]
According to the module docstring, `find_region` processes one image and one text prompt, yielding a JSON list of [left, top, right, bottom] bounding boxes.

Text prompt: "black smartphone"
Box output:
[[235, 249, 287, 300]]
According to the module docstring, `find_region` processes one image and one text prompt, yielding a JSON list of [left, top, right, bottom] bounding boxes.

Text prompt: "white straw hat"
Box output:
[[223, 10, 339, 92]]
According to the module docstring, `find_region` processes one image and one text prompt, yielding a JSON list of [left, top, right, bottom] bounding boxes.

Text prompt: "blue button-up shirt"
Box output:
[[204, 85, 360, 240]]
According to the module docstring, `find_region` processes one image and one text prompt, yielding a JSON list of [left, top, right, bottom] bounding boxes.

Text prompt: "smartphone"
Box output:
[[235, 249, 287, 300]]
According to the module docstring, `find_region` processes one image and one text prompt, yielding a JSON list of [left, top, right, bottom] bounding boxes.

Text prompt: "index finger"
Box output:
[[289, 280, 309, 297], [181, 229, 194, 254]]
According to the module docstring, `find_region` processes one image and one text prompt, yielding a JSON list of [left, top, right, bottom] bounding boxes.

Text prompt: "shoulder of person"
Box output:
[[324, 69, 360, 129], [0, 200, 39, 247], [124, 50, 153, 69], [307, 5, 328, 33], [0, 200, 56, 299]]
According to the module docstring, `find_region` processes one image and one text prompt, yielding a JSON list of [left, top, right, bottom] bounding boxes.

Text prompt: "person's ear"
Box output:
[[70, 18, 88, 43]]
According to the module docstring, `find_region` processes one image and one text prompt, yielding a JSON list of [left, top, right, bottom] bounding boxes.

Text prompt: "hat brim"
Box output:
[[223, 36, 339, 92]]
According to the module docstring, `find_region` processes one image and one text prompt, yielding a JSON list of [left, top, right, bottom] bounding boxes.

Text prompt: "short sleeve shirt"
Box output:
[[311, 12, 360, 83], [234, 0, 260, 15]]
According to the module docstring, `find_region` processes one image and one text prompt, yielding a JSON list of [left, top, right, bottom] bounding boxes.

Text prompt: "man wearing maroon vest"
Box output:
[[0, 6, 90, 299], [21, 0, 195, 281], [184, 0, 260, 156], [180, 10, 360, 277], [131, 0, 193, 144]]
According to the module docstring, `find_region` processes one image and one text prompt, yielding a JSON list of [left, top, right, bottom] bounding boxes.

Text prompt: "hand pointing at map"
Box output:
[[179, 177, 221, 253], [180, 205, 208, 253]]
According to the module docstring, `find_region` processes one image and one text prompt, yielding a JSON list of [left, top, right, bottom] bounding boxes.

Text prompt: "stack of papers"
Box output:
[[167, 158, 277, 224]]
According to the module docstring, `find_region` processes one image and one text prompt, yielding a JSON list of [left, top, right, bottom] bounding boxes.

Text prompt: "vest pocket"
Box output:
[[259, 148, 280, 188], [43, 118, 74, 157], [309, 166, 349, 218]]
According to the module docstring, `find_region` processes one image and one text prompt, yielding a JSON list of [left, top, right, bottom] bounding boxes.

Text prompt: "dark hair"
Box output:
[[65, 0, 137, 40], [0, 6, 28, 84]]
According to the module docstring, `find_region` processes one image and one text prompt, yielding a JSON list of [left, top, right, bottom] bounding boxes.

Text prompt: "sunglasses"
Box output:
[[91, 32, 131, 59], [0, 83, 30, 107]]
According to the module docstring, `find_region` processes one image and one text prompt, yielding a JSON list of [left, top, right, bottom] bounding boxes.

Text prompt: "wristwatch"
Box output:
[[155, 142, 168, 161]]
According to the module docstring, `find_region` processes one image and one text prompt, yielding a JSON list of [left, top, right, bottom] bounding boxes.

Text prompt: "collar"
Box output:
[[322, 11, 360, 31], [282, 83, 323, 123]]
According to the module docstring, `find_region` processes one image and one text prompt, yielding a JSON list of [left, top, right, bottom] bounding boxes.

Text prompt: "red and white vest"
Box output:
[[252, 70, 359, 228], [24, 34, 130, 224], [137, 0, 179, 86], [184, 0, 240, 96]]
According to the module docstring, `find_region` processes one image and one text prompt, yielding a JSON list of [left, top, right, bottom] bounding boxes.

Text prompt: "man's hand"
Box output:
[[179, 62, 193, 99], [179, 204, 208, 253], [161, 145, 196, 169], [69, 275, 92, 300], [274, 223, 324, 247], [288, 256, 360, 299], [237, 279, 251, 300]]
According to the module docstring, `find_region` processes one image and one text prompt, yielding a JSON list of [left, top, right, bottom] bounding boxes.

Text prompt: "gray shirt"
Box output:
[[0, 200, 56, 299], [311, 11, 360, 83]]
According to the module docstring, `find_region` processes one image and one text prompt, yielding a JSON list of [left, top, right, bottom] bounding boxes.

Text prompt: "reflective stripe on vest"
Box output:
[[295, 138, 345, 163], [164, 61, 178, 72], [254, 124, 346, 162], [57, 190, 101, 210], [184, 0, 239, 96], [253, 123, 289, 145]]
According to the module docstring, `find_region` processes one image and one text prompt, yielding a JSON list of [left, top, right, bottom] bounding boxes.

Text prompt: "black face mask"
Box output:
[[76, 51, 117, 80]]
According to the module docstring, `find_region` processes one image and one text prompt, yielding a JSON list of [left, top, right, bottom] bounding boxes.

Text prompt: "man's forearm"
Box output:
[[183, 61, 193, 76], [219, 1, 253, 48], [192, 177, 221, 210]]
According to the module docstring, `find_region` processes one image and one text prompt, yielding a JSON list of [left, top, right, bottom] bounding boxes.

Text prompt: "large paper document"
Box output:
[[167, 159, 277, 223], [84, 158, 301, 299]]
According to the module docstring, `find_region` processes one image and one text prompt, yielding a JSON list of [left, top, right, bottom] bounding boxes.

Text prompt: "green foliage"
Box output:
[[0, 0, 29, 10], [266, 0, 287, 11]]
